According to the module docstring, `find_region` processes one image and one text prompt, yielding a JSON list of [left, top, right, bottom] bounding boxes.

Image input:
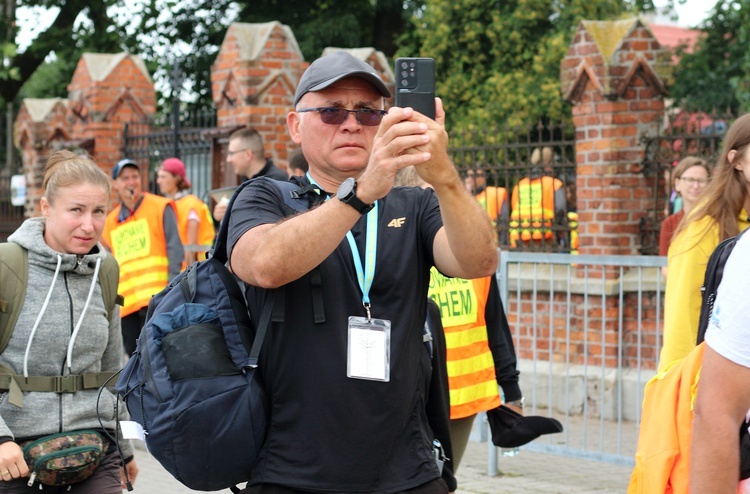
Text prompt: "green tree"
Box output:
[[670, 0, 748, 114], [398, 0, 663, 139]]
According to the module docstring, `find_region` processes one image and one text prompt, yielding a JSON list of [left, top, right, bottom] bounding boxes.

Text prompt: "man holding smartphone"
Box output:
[[227, 51, 497, 494]]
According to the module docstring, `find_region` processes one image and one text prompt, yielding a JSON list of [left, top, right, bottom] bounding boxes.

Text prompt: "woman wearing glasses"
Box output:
[[658, 115, 750, 373], [658, 156, 711, 278]]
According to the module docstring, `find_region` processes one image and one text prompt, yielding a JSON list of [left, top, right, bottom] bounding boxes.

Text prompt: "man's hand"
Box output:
[[355, 104, 442, 204], [213, 196, 229, 222]]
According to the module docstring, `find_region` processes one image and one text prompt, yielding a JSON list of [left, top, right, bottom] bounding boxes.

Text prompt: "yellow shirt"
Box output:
[[658, 209, 750, 372]]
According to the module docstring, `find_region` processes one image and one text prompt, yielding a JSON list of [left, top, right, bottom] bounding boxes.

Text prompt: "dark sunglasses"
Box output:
[[297, 107, 387, 126]]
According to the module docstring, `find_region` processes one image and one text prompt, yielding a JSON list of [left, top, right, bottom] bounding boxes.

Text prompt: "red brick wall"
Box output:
[[561, 19, 669, 258], [507, 290, 661, 370]]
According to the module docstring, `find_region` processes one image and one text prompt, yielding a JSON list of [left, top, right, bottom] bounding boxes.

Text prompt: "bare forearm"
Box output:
[[691, 346, 750, 493], [691, 414, 740, 493], [231, 199, 361, 287], [433, 180, 497, 278]]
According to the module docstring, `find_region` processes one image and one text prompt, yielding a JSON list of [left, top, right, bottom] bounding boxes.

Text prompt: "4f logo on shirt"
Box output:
[[387, 217, 406, 228]]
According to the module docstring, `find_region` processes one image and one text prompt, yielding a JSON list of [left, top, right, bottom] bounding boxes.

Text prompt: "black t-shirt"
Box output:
[[252, 158, 288, 181], [228, 179, 444, 492]]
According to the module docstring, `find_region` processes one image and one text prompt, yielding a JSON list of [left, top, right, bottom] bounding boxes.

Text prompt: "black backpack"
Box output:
[[115, 178, 317, 492]]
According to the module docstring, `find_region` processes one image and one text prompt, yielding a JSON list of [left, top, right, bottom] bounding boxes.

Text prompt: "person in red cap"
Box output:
[[157, 157, 216, 266]]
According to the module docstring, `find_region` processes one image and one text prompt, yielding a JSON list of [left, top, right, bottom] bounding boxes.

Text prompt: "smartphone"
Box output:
[[394, 57, 436, 120]]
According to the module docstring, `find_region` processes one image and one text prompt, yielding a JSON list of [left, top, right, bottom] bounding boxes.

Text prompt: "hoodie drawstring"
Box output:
[[66, 257, 101, 371], [23, 255, 62, 378]]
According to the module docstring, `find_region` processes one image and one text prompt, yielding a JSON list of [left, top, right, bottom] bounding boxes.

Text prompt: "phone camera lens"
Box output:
[[401, 70, 409, 78], [400, 61, 409, 69], [401, 79, 408, 86]]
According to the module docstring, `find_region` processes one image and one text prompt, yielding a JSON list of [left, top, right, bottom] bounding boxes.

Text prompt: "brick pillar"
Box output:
[[13, 98, 72, 216], [211, 22, 395, 184], [67, 52, 156, 180], [561, 18, 670, 258], [211, 21, 307, 182]]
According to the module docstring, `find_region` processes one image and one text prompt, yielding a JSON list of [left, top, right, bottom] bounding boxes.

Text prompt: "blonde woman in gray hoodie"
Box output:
[[0, 151, 138, 492]]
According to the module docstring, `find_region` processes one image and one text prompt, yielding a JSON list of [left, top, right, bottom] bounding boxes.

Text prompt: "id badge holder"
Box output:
[[347, 316, 391, 382]]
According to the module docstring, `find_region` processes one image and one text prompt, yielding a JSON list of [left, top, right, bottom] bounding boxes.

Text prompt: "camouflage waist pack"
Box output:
[[21, 430, 105, 486]]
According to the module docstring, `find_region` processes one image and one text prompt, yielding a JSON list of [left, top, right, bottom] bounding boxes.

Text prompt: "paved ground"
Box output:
[[129, 428, 635, 493]]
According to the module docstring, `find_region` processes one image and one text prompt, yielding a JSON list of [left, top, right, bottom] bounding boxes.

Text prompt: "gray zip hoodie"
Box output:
[[2, 217, 133, 459]]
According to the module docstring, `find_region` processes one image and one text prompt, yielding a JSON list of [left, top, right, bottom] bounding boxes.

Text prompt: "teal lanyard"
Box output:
[[306, 173, 378, 317]]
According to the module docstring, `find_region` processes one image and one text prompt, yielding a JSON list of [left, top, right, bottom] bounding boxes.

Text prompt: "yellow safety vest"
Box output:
[[103, 193, 172, 317], [428, 268, 501, 419]]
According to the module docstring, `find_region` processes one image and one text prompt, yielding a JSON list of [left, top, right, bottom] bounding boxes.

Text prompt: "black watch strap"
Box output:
[[341, 194, 374, 214]]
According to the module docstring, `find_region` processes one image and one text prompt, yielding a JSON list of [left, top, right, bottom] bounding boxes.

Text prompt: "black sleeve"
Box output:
[[226, 178, 287, 262], [424, 298, 457, 492], [485, 276, 522, 402]]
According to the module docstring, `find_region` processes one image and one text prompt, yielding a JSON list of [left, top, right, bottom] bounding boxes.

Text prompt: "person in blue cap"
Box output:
[[102, 158, 183, 356]]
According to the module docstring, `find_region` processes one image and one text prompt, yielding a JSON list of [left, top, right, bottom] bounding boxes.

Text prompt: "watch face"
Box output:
[[337, 177, 356, 200]]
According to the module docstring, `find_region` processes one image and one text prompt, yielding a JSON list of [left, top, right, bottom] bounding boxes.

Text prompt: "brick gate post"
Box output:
[[13, 99, 71, 216], [561, 18, 670, 258], [66, 52, 156, 181]]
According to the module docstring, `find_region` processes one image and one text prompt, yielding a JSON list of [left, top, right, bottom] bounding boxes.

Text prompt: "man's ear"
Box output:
[[287, 111, 302, 145]]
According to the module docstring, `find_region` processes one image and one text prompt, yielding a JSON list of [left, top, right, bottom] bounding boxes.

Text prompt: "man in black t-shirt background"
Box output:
[[227, 51, 497, 494], [214, 127, 288, 222]]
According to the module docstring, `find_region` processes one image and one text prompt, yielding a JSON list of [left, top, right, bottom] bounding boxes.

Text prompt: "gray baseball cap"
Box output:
[[294, 51, 391, 107]]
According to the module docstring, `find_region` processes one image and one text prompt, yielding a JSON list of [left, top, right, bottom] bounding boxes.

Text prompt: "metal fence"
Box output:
[[480, 251, 667, 472], [638, 110, 732, 254], [123, 109, 216, 202], [447, 122, 576, 253]]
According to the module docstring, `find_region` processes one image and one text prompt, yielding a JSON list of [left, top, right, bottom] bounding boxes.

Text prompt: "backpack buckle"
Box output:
[[54, 375, 80, 393]]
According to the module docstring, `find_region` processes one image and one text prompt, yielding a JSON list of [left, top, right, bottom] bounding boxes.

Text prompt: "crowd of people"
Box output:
[[3, 48, 750, 494]]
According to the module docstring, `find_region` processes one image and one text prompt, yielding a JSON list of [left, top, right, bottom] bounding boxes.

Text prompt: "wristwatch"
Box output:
[[505, 397, 525, 409], [337, 177, 374, 214]]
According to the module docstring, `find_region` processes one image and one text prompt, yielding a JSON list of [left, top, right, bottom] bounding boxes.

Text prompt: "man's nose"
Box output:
[[340, 111, 362, 128]]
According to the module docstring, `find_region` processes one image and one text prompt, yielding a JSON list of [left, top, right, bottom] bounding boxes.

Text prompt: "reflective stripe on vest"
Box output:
[[103, 193, 171, 317], [428, 269, 501, 419]]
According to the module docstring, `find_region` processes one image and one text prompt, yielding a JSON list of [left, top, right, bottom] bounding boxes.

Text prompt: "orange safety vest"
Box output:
[[475, 186, 507, 223], [509, 176, 563, 246], [174, 194, 216, 248], [428, 268, 501, 419], [102, 193, 172, 317], [627, 342, 705, 494]]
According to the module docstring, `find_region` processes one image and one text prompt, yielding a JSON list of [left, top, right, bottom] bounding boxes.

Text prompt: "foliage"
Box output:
[[670, 0, 749, 114], [397, 0, 663, 141]]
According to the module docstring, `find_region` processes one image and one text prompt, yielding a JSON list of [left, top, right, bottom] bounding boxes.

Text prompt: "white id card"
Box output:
[[347, 316, 391, 382]]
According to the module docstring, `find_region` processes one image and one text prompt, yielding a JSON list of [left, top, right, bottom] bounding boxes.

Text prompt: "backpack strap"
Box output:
[[98, 251, 123, 322], [697, 228, 750, 344], [0, 243, 28, 356], [273, 178, 326, 323]]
